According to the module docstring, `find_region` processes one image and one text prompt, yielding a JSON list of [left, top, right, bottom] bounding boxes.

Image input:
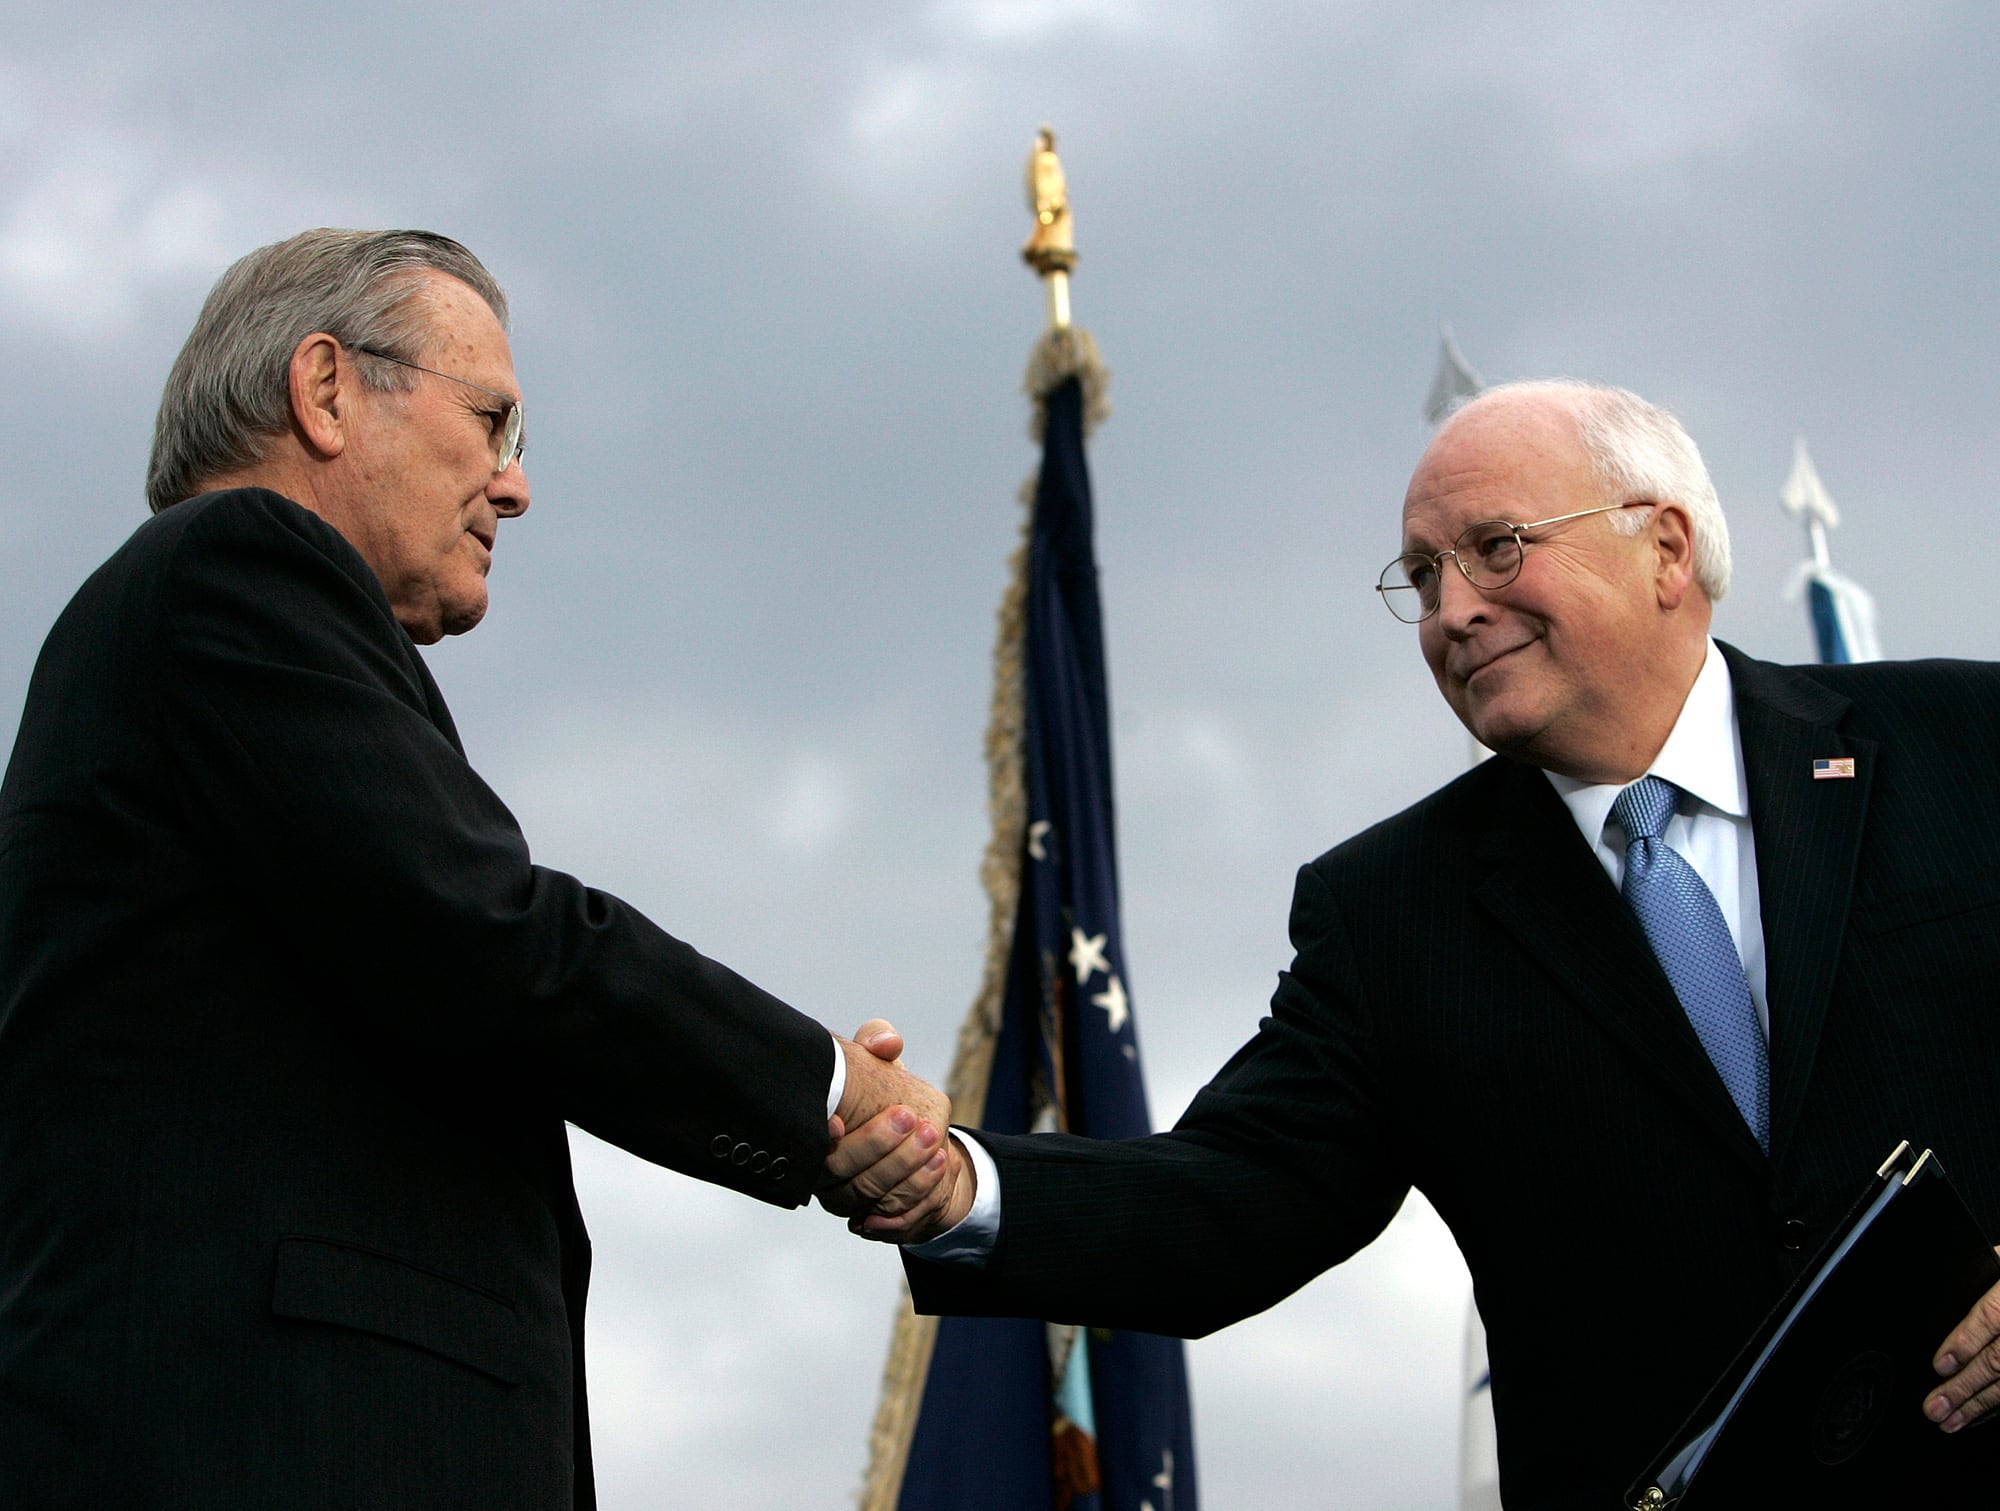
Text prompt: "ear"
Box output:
[[1646, 502, 1701, 610], [287, 333, 348, 461]]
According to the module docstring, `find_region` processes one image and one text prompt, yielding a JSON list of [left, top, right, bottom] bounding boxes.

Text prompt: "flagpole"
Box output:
[[1421, 334, 1502, 1511], [857, 125, 1106, 1510], [1782, 437, 1837, 571]]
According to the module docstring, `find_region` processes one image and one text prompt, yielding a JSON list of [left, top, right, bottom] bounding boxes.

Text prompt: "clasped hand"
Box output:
[[815, 1020, 975, 1244]]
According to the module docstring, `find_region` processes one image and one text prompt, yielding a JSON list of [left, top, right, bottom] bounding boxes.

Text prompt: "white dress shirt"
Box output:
[[913, 638, 1768, 1263], [1543, 638, 1768, 1034]]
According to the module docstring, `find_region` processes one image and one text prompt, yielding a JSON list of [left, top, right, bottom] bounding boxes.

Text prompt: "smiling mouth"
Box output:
[[1456, 640, 1532, 685]]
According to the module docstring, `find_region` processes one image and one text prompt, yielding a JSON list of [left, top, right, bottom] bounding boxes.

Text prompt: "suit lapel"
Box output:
[[1723, 646, 1875, 1158], [1469, 760, 1767, 1173]]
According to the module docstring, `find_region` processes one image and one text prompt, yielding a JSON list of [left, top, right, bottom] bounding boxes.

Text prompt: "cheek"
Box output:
[[1417, 623, 1450, 684], [443, 503, 481, 551]]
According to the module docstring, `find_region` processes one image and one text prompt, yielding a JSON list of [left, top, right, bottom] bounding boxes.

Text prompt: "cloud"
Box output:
[[0, 127, 230, 341], [844, 54, 985, 156], [568, 1132, 898, 1505], [499, 706, 873, 882], [758, 750, 863, 855], [1123, 702, 1275, 855], [1405, 1, 1854, 178], [0, 48, 382, 344], [926, 0, 1220, 48]]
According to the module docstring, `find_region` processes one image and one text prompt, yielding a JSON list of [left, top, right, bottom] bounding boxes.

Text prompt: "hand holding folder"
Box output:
[[1627, 1142, 2000, 1509], [1925, 1223, 2000, 1434]]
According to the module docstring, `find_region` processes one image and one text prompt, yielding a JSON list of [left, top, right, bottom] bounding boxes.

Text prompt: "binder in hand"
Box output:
[[1626, 1141, 2000, 1509]]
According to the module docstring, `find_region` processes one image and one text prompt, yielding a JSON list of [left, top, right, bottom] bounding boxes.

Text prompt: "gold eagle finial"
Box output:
[[1022, 127, 1076, 275]]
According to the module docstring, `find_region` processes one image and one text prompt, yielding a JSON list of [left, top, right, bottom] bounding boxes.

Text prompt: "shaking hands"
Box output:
[[818, 1020, 975, 1245]]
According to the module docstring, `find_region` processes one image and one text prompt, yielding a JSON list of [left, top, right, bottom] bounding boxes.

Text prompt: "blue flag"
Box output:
[[1802, 572, 1878, 665], [887, 350, 1197, 1511]]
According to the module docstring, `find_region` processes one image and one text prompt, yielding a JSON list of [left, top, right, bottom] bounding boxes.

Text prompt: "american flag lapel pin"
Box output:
[[1812, 757, 1856, 780]]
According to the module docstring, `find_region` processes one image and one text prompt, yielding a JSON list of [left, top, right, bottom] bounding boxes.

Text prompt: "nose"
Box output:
[[1433, 557, 1488, 638], [489, 458, 530, 518]]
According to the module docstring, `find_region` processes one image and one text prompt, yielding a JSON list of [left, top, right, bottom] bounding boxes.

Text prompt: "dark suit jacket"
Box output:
[[908, 645, 2000, 1509], [0, 489, 836, 1509]]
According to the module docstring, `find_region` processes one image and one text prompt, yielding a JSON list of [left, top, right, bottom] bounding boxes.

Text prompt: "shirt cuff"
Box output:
[[826, 1033, 846, 1122], [906, 1130, 1001, 1267]]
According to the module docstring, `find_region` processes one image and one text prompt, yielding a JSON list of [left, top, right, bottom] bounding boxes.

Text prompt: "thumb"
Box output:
[[852, 1018, 904, 1062]]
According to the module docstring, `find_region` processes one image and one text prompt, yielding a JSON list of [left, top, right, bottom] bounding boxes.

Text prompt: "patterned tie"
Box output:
[[1612, 776, 1771, 1152]]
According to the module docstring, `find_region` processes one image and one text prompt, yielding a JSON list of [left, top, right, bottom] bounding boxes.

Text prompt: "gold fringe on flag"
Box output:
[[857, 325, 1110, 1509]]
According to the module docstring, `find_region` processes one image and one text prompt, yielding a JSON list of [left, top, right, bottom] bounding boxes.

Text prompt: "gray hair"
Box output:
[[1444, 378, 1731, 601], [145, 228, 509, 514]]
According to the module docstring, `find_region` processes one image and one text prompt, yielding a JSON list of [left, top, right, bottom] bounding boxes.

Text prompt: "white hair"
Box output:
[[1442, 378, 1731, 601]]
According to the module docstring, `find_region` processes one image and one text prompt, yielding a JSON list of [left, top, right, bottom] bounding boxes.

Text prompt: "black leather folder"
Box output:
[[1626, 1142, 2000, 1509]]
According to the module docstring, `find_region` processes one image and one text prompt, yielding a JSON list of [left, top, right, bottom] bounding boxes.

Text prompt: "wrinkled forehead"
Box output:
[[409, 273, 520, 397], [1400, 401, 1595, 550]]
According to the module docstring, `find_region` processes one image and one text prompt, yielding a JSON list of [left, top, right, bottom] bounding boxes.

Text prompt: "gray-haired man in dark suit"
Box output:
[[0, 227, 946, 1510]]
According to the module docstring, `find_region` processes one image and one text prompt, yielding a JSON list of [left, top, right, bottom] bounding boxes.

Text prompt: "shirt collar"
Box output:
[[1546, 638, 1747, 842]]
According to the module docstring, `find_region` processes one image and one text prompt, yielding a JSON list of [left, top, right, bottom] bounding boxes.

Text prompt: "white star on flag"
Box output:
[[1028, 820, 1052, 861], [1068, 928, 1108, 983], [1093, 974, 1128, 1034], [1140, 1448, 1176, 1511]]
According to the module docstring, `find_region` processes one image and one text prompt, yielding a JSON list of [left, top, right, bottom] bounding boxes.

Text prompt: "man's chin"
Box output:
[[401, 595, 488, 644], [440, 602, 488, 637], [437, 584, 490, 639], [1457, 696, 1538, 762]]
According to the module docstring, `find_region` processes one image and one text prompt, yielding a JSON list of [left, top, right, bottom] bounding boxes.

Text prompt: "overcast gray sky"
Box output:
[[3, 2, 1994, 1505]]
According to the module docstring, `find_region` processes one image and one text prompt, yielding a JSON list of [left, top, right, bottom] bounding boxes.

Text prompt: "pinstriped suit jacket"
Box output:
[[0, 490, 836, 1509], [908, 644, 2000, 1509]]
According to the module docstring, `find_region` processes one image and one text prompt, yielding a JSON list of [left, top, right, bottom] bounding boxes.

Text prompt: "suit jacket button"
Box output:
[[750, 1151, 770, 1174], [769, 1157, 789, 1180], [711, 1135, 733, 1158], [1779, 1218, 1807, 1251], [732, 1141, 753, 1166]]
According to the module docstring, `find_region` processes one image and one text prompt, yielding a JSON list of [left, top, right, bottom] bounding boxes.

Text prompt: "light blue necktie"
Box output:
[[1612, 776, 1771, 1153]]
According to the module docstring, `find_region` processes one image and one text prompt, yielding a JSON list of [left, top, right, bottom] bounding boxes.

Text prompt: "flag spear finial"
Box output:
[[1780, 436, 1882, 662], [1023, 126, 1077, 330], [1779, 435, 1839, 571], [1424, 324, 1485, 427]]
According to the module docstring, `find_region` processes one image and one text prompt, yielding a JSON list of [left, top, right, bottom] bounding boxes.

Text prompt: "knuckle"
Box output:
[[851, 1174, 887, 1205]]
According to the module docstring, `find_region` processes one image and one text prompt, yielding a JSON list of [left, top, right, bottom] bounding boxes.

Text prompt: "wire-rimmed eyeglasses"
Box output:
[[350, 344, 526, 475], [1375, 502, 1648, 623]]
